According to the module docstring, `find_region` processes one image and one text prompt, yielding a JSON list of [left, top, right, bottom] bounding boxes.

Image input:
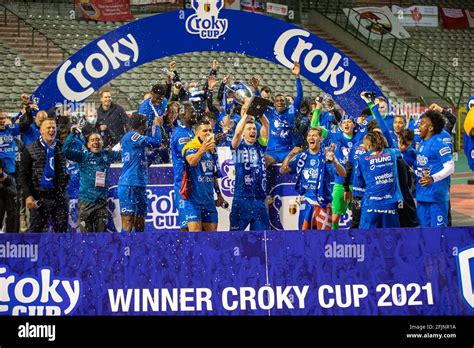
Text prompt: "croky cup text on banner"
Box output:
[[0, 229, 473, 315], [33, 7, 385, 117]]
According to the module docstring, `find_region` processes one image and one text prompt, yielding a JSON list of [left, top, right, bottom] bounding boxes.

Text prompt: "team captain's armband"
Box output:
[[258, 137, 268, 146]]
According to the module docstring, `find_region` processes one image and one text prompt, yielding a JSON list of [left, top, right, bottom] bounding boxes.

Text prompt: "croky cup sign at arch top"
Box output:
[[32, 2, 384, 114]]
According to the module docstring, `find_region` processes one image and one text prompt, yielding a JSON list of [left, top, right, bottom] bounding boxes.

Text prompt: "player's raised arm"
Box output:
[[231, 98, 251, 149], [291, 61, 303, 110], [258, 114, 269, 145]]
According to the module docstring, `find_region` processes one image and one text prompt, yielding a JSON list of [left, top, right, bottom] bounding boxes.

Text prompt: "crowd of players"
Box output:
[[0, 59, 459, 232]]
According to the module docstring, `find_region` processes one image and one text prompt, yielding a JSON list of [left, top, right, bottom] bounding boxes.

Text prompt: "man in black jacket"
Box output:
[[96, 90, 129, 147], [19, 117, 69, 232]]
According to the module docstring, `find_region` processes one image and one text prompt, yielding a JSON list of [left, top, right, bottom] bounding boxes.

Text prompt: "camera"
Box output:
[[363, 91, 377, 99], [315, 96, 323, 103]]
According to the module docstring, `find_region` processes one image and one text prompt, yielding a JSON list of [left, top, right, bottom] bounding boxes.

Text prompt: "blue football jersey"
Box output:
[[118, 130, 162, 187], [289, 150, 335, 207], [171, 123, 194, 192], [416, 135, 452, 202], [354, 148, 402, 208], [231, 140, 267, 200], [348, 140, 367, 197], [183, 149, 216, 206], [21, 123, 40, 147], [439, 129, 453, 151], [138, 98, 168, 134], [401, 147, 416, 169], [408, 117, 421, 148], [327, 131, 354, 185], [0, 123, 20, 174], [266, 78, 303, 153]]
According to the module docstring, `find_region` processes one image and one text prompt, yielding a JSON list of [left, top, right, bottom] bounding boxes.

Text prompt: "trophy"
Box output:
[[225, 82, 253, 105], [225, 82, 270, 119]]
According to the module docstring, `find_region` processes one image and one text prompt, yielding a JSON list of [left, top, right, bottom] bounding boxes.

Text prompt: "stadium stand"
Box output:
[[0, 0, 471, 111], [306, 0, 473, 107]]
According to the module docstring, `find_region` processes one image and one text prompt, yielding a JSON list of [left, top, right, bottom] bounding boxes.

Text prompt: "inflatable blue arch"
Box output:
[[33, 9, 383, 115]]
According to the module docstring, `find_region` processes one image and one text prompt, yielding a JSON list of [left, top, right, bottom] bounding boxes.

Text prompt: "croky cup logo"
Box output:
[[0, 266, 81, 316], [220, 158, 235, 197], [185, 0, 228, 39]]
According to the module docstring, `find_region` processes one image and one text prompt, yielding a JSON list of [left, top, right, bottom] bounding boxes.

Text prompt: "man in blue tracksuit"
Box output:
[[118, 113, 163, 232], [265, 61, 303, 165], [170, 102, 196, 231], [62, 127, 121, 232]]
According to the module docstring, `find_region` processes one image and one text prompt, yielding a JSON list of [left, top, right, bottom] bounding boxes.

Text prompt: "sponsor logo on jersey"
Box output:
[[439, 146, 451, 156]]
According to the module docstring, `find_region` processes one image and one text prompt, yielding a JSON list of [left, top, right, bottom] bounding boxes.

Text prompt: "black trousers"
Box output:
[[78, 200, 108, 232], [29, 194, 68, 233], [0, 180, 18, 233], [350, 196, 362, 229]]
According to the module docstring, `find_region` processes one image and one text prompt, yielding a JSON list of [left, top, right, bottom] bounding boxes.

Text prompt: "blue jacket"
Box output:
[[62, 133, 120, 203], [266, 78, 303, 154]]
